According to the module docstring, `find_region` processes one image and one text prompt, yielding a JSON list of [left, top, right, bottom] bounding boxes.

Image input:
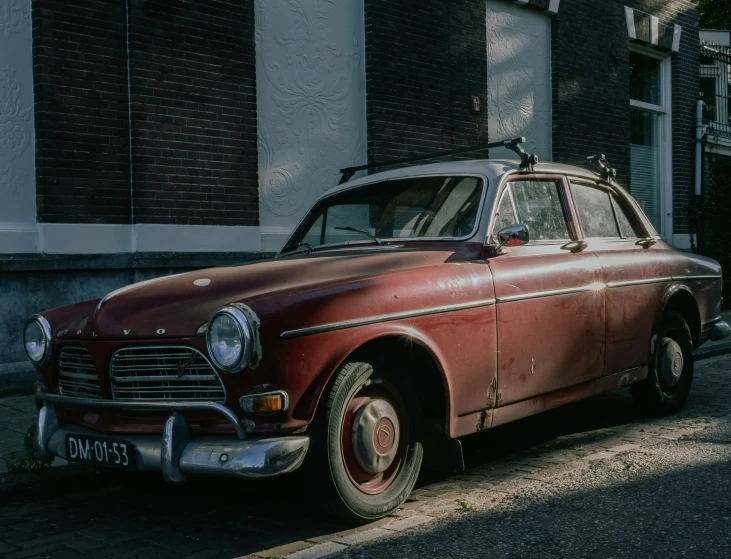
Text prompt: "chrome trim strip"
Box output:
[[110, 345, 227, 403], [36, 392, 247, 440], [672, 275, 722, 281], [280, 273, 723, 339], [496, 283, 603, 303], [606, 277, 672, 288], [280, 298, 497, 340], [606, 275, 721, 289]]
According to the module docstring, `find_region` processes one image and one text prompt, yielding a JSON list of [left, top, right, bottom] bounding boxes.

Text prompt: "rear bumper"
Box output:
[[34, 402, 310, 483]]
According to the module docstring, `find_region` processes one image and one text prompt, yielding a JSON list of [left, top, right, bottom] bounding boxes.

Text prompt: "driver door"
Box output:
[[487, 176, 605, 409]]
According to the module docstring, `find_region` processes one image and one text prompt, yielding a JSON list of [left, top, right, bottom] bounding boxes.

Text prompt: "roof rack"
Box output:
[[338, 137, 539, 184], [585, 154, 617, 182]]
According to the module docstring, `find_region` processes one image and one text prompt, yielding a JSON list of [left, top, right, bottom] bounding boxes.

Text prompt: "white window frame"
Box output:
[[629, 45, 673, 241]]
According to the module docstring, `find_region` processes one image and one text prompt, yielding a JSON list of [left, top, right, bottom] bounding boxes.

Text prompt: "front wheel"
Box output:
[[631, 311, 694, 416], [308, 360, 423, 524]]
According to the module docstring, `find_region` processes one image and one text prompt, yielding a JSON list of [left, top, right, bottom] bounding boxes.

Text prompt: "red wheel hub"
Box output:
[[341, 381, 407, 495]]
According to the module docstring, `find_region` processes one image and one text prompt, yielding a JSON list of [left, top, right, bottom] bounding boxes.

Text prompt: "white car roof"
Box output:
[[321, 159, 604, 199]]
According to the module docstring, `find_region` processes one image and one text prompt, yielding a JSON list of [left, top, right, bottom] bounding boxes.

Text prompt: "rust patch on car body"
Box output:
[[476, 376, 500, 431], [476, 409, 492, 431]]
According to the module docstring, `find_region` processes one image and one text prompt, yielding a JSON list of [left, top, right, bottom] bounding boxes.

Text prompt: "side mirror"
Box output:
[[495, 223, 530, 253]]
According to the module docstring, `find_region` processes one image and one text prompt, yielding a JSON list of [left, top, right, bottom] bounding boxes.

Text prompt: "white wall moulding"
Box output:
[[0, 0, 36, 225], [134, 225, 261, 253], [625, 7, 637, 40], [672, 234, 694, 251], [624, 7, 681, 53], [487, 0, 552, 162], [0, 222, 37, 253], [0, 224, 262, 254], [254, 0, 367, 252], [260, 225, 295, 254]]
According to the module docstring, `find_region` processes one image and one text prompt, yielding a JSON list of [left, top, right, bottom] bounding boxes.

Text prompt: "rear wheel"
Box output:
[[308, 360, 423, 524], [631, 311, 694, 416]]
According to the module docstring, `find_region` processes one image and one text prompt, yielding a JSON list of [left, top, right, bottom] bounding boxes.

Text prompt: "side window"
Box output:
[[508, 180, 570, 240], [492, 187, 518, 236], [571, 183, 620, 238], [610, 194, 643, 238]]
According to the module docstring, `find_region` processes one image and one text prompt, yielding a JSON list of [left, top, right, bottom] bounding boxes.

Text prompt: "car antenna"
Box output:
[[586, 154, 617, 183], [338, 137, 539, 184]]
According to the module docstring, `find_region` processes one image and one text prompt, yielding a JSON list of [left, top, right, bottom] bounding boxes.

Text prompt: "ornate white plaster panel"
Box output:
[[0, 0, 35, 228], [486, 1, 552, 162], [255, 0, 367, 250]]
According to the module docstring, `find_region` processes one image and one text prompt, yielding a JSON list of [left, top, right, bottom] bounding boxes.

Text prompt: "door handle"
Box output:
[[561, 240, 587, 253], [636, 237, 656, 248]]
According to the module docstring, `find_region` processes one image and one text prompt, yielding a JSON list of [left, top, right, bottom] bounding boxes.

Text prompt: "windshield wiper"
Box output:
[[279, 241, 315, 256], [334, 226, 383, 245]]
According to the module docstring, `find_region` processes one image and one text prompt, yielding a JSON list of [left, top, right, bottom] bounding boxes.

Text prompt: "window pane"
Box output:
[[630, 108, 661, 231], [630, 52, 662, 105], [610, 194, 642, 238], [571, 184, 619, 238], [281, 176, 485, 253], [510, 180, 568, 240], [492, 187, 518, 238]]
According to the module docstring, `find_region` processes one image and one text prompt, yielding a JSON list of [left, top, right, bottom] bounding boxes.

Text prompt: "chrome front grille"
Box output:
[[58, 347, 102, 399], [110, 346, 225, 402]]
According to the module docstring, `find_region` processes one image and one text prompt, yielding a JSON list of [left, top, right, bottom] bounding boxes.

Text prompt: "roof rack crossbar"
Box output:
[[586, 154, 617, 182], [338, 137, 538, 184]]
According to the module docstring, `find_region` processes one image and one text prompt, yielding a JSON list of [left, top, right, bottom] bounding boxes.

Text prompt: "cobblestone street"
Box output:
[[1, 353, 730, 559]]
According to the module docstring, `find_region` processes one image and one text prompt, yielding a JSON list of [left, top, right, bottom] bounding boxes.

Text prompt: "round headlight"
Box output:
[[24, 315, 52, 365], [206, 305, 254, 373]]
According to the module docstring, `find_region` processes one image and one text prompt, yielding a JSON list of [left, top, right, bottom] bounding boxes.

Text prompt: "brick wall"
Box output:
[[128, 0, 258, 226], [364, 0, 488, 167], [32, 0, 258, 227], [551, 0, 631, 186], [552, 0, 698, 234], [32, 0, 131, 224]]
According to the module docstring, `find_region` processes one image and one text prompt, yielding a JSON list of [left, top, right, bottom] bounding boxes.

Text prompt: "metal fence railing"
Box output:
[[701, 42, 731, 140]]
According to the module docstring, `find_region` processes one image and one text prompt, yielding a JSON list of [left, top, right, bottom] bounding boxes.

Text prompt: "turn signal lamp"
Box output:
[[239, 391, 288, 415]]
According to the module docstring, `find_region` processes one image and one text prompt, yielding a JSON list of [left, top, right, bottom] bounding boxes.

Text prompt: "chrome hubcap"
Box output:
[[660, 338, 684, 386], [351, 399, 400, 475]]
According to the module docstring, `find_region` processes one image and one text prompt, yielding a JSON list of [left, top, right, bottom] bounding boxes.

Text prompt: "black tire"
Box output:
[[631, 311, 694, 416], [306, 360, 423, 525]]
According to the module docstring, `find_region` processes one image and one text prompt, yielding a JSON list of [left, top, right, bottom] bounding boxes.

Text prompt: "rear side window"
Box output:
[[493, 180, 569, 241], [610, 194, 643, 238], [571, 184, 619, 238]]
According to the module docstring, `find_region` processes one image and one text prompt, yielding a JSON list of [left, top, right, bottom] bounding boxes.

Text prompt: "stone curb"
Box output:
[[693, 340, 731, 362]]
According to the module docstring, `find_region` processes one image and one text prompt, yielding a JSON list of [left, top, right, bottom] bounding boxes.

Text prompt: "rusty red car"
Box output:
[[25, 141, 729, 523]]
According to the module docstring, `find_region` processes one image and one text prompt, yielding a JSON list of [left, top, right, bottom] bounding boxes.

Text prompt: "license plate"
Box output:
[[65, 434, 135, 470]]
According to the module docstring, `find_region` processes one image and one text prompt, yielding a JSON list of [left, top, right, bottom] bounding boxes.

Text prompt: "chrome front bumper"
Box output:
[[34, 401, 310, 483]]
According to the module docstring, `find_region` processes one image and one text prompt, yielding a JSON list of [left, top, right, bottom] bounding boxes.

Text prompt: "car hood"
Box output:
[[61, 248, 470, 340]]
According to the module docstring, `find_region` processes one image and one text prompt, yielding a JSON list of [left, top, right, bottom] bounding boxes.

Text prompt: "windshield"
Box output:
[[280, 175, 485, 254]]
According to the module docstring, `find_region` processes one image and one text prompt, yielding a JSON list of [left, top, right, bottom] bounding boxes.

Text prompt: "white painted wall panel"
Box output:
[[255, 0, 367, 252], [486, 1, 552, 162], [0, 0, 36, 229]]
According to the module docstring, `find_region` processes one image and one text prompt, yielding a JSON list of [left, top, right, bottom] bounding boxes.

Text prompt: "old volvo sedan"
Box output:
[[25, 152, 729, 523]]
